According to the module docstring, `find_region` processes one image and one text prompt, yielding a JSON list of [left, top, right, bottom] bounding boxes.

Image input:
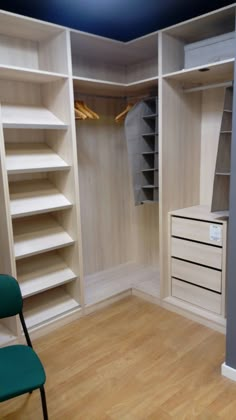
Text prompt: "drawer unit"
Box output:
[[171, 237, 222, 269], [172, 216, 223, 246], [169, 206, 227, 316], [171, 258, 221, 292], [172, 278, 222, 314]]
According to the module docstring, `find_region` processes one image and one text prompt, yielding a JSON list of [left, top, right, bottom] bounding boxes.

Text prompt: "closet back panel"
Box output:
[[76, 95, 159, 275], [200, 88, 225, 206], [160, 79, 201, 296]]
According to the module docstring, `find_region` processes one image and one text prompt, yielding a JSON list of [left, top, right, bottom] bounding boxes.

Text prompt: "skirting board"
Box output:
[[221, 362, 236, 381]]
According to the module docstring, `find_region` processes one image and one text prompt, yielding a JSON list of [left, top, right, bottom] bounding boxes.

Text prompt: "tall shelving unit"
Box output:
[[0, 12, 83, 342], [0, 4, 235, 343]]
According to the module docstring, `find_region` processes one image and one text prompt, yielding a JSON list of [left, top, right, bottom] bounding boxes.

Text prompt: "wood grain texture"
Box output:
[[0, 296, 234, 419], [200, 88, 225, 206], [160, 79, 201, 297]]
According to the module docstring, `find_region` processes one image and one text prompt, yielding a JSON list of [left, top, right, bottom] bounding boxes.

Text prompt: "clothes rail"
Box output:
[[183, 81, 233, 93]]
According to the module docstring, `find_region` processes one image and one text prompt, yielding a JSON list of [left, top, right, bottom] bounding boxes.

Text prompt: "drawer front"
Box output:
[[171, 237, 222, 269], [172, 258, 221, 292], [172, 217, 223, 246], [172, 278, 221, 314]]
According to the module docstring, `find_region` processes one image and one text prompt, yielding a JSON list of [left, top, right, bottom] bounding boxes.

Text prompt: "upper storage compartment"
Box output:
[[161, 6, 235, 77], [0, 11, 69, 76], [70, 30, 158, 94]]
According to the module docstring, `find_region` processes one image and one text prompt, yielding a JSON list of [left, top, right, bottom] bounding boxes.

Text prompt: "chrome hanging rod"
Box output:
[[184, 81, 233, 93]]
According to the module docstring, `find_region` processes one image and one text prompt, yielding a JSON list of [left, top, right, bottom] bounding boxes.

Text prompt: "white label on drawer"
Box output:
[[209, 224, 222, 242]]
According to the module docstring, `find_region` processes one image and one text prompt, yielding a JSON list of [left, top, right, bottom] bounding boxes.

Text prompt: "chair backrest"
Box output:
[[0, 274, 23, 318]]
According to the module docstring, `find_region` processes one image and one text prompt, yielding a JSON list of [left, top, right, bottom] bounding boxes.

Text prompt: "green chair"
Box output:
[[0, 274, 48, 420]]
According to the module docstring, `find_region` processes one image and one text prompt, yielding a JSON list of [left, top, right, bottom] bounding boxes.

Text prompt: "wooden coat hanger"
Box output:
[[74, 107, 87, 120], [75, 100, 100, 120], [115, 103, 135, 123]]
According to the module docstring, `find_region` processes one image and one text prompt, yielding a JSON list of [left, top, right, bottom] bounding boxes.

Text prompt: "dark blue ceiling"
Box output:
[[0, 0, 234, 41]]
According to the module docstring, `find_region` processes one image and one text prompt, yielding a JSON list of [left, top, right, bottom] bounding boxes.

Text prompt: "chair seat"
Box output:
[[0, 344, 46, 402]]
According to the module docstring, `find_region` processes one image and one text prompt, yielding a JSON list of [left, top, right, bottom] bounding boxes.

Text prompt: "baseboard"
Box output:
[[84, 290, 132, 315], [132, 288, 161, 305], [221, 362, 236, 381]]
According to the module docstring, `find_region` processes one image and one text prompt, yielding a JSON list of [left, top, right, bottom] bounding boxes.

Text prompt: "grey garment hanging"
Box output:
[[124, 98, 158, 205]]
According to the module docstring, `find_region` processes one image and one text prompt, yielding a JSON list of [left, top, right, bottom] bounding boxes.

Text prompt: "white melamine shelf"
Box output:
[[1, 104, 68, 129], [73, 75, 158, 95], [14, 214, 74, 259], [17, 252, 77, 298], [24, 288, 80, 330], [10, 179, 72, 218], [0, 323, 16, 346], [0, 65, 68, 83], [5, 143, 70, 174], [163, 59, 234, 85]]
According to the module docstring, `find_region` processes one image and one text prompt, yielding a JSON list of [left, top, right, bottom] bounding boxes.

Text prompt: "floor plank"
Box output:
[[0, 296, 235, 419]]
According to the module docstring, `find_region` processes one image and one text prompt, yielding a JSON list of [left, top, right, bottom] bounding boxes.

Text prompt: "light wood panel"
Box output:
[[1, 296, 235, 419], [172, 258, 222, 292], [160, 79, 201, 297], [171, 237, 222, 269], [172, 216, 223, 246], [200, 88, 225, 205]]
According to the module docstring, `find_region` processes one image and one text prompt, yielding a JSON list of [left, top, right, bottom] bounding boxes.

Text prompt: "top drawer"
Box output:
[[172, 217, 223, 247]]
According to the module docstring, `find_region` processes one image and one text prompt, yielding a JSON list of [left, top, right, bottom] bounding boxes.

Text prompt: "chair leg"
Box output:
[[40, 386, 48, 420]]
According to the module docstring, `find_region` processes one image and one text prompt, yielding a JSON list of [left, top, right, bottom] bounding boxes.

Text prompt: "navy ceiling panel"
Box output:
[[0, 0, 234, 41]]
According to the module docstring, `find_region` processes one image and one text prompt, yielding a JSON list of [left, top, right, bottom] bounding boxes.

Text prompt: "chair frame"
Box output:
[[19, 311, 48, 420]]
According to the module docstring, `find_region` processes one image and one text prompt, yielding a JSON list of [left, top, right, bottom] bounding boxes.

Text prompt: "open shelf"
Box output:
[[23, 287, 80, 330], [17, 252, 77, 298], [0, 65, 67, 83], [163, 59, 234, 86], [1, 104, 68, 129], [9, 179, 72, 218], [13, 214, 74, 259], [5, 143, 70, 174]]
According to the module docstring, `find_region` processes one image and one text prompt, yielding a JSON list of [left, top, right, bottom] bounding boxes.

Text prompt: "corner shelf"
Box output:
[[17, 252, 77, 298], [23, 287, 80, 330], [2, 104, 68, 130], [13, 214, 75, 260], [5, 143, 70, 174], [9, 179, 73, 218]]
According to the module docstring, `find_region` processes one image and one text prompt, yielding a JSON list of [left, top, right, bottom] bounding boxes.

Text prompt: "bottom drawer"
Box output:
[[172, 278, 221, 314]]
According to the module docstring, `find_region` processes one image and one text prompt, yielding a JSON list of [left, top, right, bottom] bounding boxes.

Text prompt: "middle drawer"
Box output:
[[171, 237, 222, 269], [172, 258, 221, 292]]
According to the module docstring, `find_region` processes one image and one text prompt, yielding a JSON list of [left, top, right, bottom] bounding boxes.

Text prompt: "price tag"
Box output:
[[209, 224, 222, 242]]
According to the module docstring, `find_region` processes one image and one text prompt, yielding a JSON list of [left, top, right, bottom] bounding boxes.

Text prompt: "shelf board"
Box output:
[[1, 104, 68, 129], [163, 59, 234, 85], [142, 168, 158, 172], [73, 75, 158, 96], [10, 179, 72, 219], [0, 65, 68, 83], [142, 132, 158, 137], [142, 200, 159, 203], [143, 114, 157, 120], [224, 109, 233, 113], [216, 172, 231, 176], [142, 151, 158, 155], [142, 185, 158, 189], [14, 214, 74, 260], [17, 252, 77, 298], [24, 288, 80, 330], [5, 143, 70, 174], [221, 131, 232, 134]]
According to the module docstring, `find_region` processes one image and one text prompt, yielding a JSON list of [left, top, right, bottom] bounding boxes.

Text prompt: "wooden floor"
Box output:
[[1, 296, 236, 419]]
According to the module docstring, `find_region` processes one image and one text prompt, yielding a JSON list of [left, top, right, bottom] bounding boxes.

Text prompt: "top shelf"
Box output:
[[163, 59, 234, 86], [1, 104, 68, 130]]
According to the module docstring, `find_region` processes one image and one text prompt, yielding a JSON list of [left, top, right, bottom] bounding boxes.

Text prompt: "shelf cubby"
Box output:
[[13, 214, 74, 260], [5, 142, 70, 174], [17, 250, 77, 298], [23, 287, 80, 330], [9, 178, 73, 218]]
